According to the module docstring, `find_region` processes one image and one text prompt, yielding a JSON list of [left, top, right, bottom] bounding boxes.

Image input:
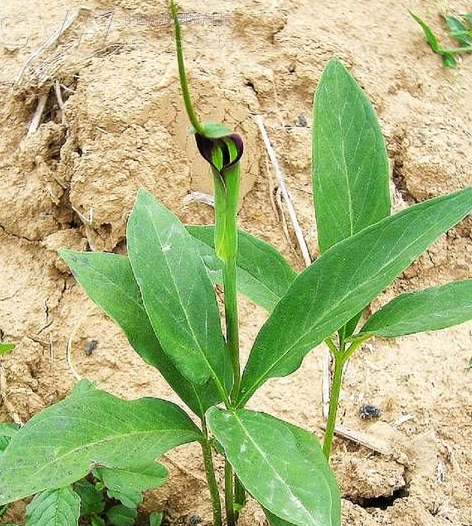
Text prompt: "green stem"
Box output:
[[440, 45, 472, 53], [225, 460, 236, 526], [234, 476, 246, 521], [201, 420, 223, 526], [322, 354, 345, 459], [169, 1, 205, 136], [224, 257, 241, 401]]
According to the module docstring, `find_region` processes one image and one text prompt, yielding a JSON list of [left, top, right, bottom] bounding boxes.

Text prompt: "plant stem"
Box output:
[[169, 1, 205, 136], [234, 476, 246, 521], [224, 257, 241, 400], [322, 354, 345, 459], [201, 419, 223, 526], [225, 460, 236, 526]]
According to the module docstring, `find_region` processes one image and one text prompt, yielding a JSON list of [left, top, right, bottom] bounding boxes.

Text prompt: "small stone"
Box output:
[[84, 339, 99, 356], [359, 404, 381, 420]]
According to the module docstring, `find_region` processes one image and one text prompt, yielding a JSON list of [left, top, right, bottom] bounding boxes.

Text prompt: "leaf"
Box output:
[[98, 462, 168, 508], [360, 279, 472, 338], [91, 517, 105, 526], [189, 121, 232, 138], [410, 12, 458, 68], [60, 249, 220, 418], [313, 58, 390, 337], [442, 53, 458, 68], [444, 15, 472, 46], [106, 504, 137, 526], [0, 423, 18, 439], [0, 380, 202, 505], [0, 423, 18, 456], [239, 186, 472, 405], [207, 408, 340, 526], [0, 343, 15, 356], [410, 11, 441, 52], [25, 487, 80, 526], [127, 189, 231, 394], [188, 226, 296, 312], [150, 512, 164, 526], [265, 510, 298, 526], [312, 59, 390, 253], [73, 479, 105, 517]]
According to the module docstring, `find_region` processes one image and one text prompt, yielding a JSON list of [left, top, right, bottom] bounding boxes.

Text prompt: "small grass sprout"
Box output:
[[410, 10, 472, 67]]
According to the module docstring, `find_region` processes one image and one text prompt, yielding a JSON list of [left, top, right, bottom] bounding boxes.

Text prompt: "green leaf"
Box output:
[[360, 279, 472, 338], [444, 15, 472, 46], [442, 53, 458, 68], [265, 510, 298, 526], [127, 189, 231, 394], [0, 343, 15, 356], [410, 12, 458, 68], [189, 121, 232, 138], [188, 226, 296, 313], [239, 186, 472, 405], [106, 504, 137, 526], [0, 423, 18, 455], [150, 512, 164, 526], [312, 59, 390, 253], [207, 408, 340, 526], [313, 58, 390, 338], [410, 11, 442, 52], [60, 249, 220, 418], [73, 479, 105, 517], [0, 423, 18, 439], [91, 517, 106, 526], [0, 380, 201, 505], [98, 462, 168, 508], [25, 487, 80, 526]]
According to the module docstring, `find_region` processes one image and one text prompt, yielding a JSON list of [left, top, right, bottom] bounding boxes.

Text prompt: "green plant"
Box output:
[[0, 342, 15, 357], [411, 10, 472, 67], [1, 4, 472, 526], [0, 424, 164, 526]]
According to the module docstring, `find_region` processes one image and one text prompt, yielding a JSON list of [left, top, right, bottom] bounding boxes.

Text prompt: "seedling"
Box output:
[[410, 10, 472, 67], [1, 3, 472, 526], [0, 342, 15, 357]]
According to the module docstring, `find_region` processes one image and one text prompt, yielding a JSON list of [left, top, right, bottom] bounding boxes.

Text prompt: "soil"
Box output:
[[1, 0, 472, 525]]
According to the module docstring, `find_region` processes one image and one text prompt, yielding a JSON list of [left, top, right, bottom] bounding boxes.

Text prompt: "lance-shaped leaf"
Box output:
[[360, 279, 472, 338], [410, 12, 458, 68], [97, 462, 168, 508], [60, 250, 220, 418], [312, 58, 390, 253], [188, 226, 296, 313], [444, 15, 472, 47], [239, 186, 472, 405], [208, 408, 340, 526], [0, 380, 202, 505], [127, 189, 232, 394], [25, 487, 81, 526], [313, 59, 391, 337]]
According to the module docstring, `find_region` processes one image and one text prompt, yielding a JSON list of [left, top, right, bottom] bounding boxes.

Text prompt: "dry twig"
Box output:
[[27, 94, 48, 136], [255, 114, 312, 266], [16, 7, 91, 86], [0, 365, 23, 426], [318, 422, 393, 456]]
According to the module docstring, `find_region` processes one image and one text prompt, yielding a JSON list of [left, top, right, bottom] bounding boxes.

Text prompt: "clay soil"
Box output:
[[1, 0, 472, 524]]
